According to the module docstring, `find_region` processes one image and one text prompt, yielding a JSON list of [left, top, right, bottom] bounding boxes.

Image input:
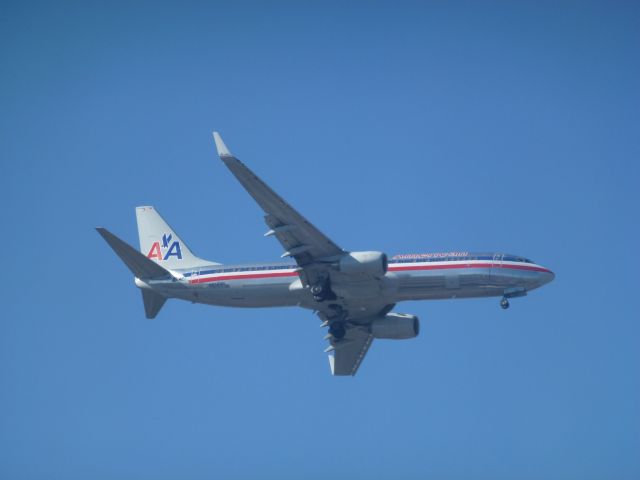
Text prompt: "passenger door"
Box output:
[[490, 253, 503, 284]]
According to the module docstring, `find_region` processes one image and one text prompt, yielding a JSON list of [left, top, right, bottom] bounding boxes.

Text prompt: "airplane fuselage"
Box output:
[[136, 251, 554, 314]]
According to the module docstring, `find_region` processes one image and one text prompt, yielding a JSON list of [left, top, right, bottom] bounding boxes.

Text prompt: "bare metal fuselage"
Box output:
[[137, 254, 555, 315]]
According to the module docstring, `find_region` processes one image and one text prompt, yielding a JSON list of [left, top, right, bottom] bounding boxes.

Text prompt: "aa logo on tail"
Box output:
[[147, 233, 182, 261]]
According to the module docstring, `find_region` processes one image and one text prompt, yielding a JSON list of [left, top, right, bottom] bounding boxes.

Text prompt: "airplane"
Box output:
[[97, 132, 555, 376]]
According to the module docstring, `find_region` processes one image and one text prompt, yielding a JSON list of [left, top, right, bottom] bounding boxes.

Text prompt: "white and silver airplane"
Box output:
[[98, 132, 555, 376]]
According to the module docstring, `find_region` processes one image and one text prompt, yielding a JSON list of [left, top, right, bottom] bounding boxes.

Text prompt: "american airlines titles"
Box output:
[[391, 252, 470, 260]]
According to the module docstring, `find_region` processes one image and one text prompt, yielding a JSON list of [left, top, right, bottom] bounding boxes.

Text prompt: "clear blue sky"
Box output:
[[1, 2, 638, 478]]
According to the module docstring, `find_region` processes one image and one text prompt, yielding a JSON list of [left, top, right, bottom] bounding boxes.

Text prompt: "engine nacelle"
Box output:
[[338, 251, 388, 277], [371, 313, 420, 340]]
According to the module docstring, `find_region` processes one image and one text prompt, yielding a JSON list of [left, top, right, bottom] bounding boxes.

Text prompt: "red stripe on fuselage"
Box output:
[[388, 263, 551, 273], [189, 271, 298, 284], [188, 262, 550, 284], [388, 263, 492, 272]]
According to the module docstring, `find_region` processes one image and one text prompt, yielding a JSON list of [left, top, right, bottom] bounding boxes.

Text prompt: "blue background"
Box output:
[[2, 2, 638, 478]]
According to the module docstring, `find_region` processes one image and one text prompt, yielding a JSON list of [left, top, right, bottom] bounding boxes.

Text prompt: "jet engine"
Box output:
[[338, 251, 388, 277], [371, 313, 420, 339]]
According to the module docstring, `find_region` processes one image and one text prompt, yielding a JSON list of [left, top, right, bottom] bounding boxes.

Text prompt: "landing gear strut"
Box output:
[[500, 297, 510, 310]]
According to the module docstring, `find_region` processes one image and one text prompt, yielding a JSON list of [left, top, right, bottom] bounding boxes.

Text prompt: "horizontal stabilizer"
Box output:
[[96, 227, 170, 279], [141, 289, 167, 319]]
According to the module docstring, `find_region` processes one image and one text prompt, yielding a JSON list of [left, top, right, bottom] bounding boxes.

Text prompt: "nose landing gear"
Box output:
[[499, 287, 526, 309]]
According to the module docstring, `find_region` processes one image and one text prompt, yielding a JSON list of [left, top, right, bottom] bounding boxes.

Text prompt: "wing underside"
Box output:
[[329, 326, 374, 376]]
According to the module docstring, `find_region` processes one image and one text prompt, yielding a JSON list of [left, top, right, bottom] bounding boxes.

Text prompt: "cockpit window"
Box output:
[[503, 255, 535, 263]]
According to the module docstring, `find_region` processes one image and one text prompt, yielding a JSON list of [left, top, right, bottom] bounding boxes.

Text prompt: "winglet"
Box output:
[[328, 354, 335, 375], [212, 131, 232, 157]]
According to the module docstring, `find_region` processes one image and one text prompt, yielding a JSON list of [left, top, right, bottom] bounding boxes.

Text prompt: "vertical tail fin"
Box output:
[[135, 206, 217, 270]]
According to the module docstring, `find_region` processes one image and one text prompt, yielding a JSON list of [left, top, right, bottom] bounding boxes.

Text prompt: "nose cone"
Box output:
[[540, 268, 555, 286]]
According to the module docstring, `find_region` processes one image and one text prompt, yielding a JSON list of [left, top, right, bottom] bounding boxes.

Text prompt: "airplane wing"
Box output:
[[213, 132, 382, 376], [327, 325, 374, 376], [213, 132, 345, 286]]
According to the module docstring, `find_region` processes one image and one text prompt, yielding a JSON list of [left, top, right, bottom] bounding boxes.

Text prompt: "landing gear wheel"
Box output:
[[500, 298, 510, 309], [329, 322, 346, 340], [311, 284, 326, 302]]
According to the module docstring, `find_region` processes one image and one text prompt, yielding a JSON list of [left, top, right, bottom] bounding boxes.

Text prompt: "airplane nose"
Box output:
[[540, 269, 555, 285]]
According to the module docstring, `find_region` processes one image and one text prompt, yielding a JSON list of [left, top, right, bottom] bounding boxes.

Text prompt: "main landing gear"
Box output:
[[328, 322, 346, 340], [311, 279, 336, 302], [323, 304, 347, 340], [500, 297, 510, 310], [311, 284, 325, 302]]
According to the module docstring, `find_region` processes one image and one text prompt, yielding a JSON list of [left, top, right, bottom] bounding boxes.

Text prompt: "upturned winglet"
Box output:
[[212, 131, 232, 157]]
